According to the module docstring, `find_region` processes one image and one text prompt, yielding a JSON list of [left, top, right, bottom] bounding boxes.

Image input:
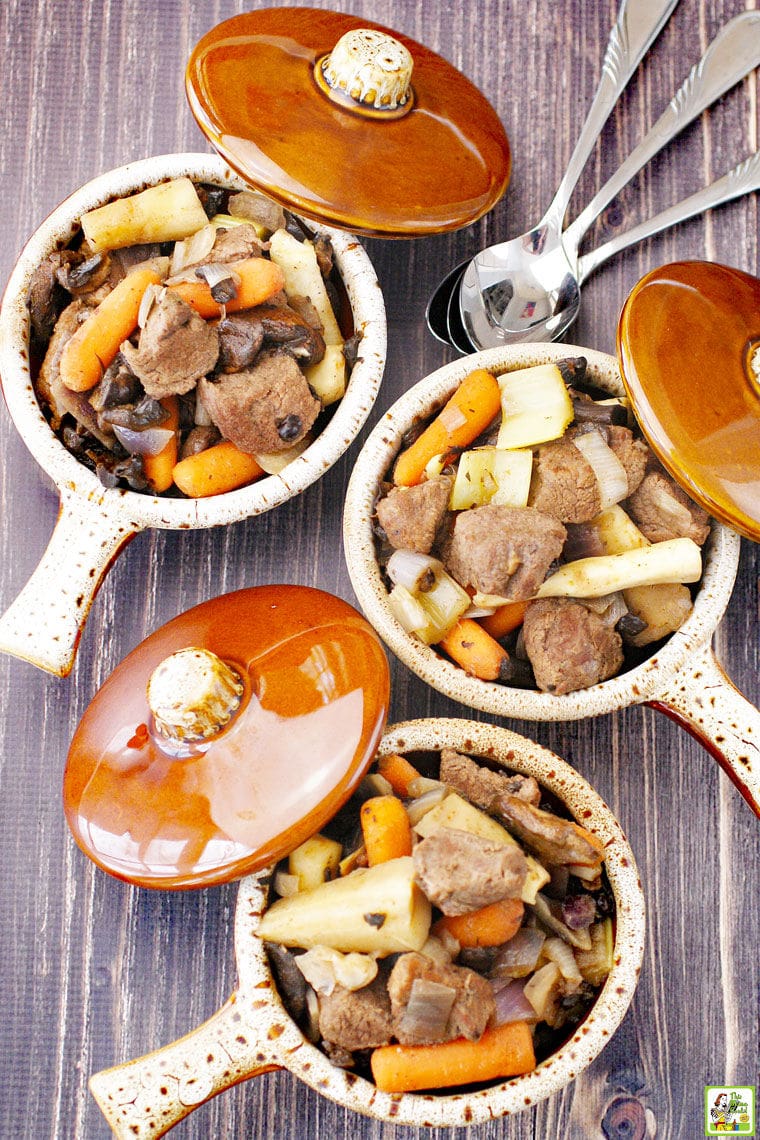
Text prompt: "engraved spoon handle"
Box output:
[[565, 11, 760, 252], [549, 0, 680, 227], [577, 150, 760, 283]]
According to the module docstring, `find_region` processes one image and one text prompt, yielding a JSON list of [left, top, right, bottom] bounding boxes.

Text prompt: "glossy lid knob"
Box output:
[[185, 8, 510, 237], [147, 647, 243, 744], [618, 260, 760, 542], [317, 28, 414, 117]]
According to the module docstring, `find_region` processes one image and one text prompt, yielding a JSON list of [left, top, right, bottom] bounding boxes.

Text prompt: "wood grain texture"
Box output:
[[0, 1, 758, 1137]]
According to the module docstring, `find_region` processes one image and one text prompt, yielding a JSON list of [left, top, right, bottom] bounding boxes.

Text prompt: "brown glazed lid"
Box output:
[[63, 586, 390, 889], [185, 7, 511, 237], [617, 260, 760, 542]]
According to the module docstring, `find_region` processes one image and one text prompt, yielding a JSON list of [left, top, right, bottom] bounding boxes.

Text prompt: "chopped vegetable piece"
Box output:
[[167, 256, 284, 318], [59, 266, 163, 392], [305, 343, 347, 406], [438, 618, 512, 682], [572, 431, 628, 510], [377, 753, 423, 798], [387, 583, 431, 638], [295, 946, 378, 994], [386, 550, 439, 594], [622, 582, 694, 647], [593, 504, 649, 554], [393, 370, 502, 487], [413, 792, 516, 848], [449, 447, 532, 511], [496, 363, 574, 450], [479, 599, 528, 640], [536, 537, 703, 598], [433, 897, 524, 948], [268, 227, 343, 345], [142, 396, 179, 494], [81, 178, 208, 251], [370, 1020, 536, 1092], [360, 795, 413, 865], [258, 856, 432, 955], [490, 928, 546, 979], [288, 834, 343, 892], [171, 441, 264, 498], [575, 918, 615, 985], [522, 961, 564, 1024]]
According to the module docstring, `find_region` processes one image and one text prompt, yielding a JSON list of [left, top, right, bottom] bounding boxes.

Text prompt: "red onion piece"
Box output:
[[489, 979, 539, 1025], [113, 425, 174, 457]]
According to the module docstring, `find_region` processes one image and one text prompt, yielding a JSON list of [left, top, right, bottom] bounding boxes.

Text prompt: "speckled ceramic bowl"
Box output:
[[343, 344, 760, 814], [89, 718, 645, 1135], [0, 152, 386, 676]]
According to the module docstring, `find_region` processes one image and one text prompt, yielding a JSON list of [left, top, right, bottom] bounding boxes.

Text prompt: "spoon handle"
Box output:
[[576, 149, 760, 283], [565, 11, 760, 253], [549, 0, 679, 226]]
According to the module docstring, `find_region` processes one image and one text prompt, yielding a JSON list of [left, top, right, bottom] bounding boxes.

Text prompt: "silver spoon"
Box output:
[[432, 7, 760, 353]]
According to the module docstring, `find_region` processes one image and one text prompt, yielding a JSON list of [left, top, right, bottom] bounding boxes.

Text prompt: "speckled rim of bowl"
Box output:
[[235, 718, 646, 1127], [0, 152, 387, 531], [343, 343, 740, 722], [89, 718, 646, 1133]]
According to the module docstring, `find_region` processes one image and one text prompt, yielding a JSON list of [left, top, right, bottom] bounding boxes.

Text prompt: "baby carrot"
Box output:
[[393, 369, 502, 487], [143, 396, 179, 494], [479, 600, 528, 640], [438, 618, 511, 682], [376, 753, 423, 799], [168, 257, 285, 319], [59, 266, 162, 392], [360, 795, 413, 865], [172, 440, 264, 498], [433, 897, 524, 947], [370, 1020, 536, 1093]]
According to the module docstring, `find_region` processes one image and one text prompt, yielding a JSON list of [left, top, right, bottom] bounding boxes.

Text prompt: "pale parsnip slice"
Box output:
[[268, 227, 343, 345], [621, 582, 694, 647], [449, 447, 532, 510], [593, 503, 649, 554], [253, 436, 312, 474], [536, 537, 702, 599], [496, 363, 574, 449], [288, 833, 343, 892], [81, 178, 208, 252], [305, 343, 346, 405], [258, 856, 432, 954], [413, 792, 516, 846]]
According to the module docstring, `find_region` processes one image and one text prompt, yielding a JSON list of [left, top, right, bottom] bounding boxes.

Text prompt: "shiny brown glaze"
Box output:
[[63, 586, 390, 888], [185, 8, 511, 236], [617, 260, 760, 542]]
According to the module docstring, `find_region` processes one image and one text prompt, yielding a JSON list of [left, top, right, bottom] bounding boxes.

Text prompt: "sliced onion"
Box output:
[[438, 402, 467, 434], [407, 776, 446, 798], [273, 870, 301, 898], [491, 927, 545, 979], [405, 785, 449, 826], [386, 550, 441, 594], [397, 978, 456, 1042], [542, 935, 583, 989], [195, 389, 213, 427], [195, 262, 240, 303], [169, 223, 216, 275], [573, 429, 628, 510], [490, 979, 539, 1026], [113, 425, 174, 457], [463, 604, 496, 619], [295, 946, 378, 995], [137, 283, 165, 328]]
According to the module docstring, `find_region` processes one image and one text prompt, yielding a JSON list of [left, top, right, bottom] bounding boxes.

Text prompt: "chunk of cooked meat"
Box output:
[[491, 794, 604, 868], [413, 827, 527, 915], [196, 222, 265, 265], [375, 475, 452, 555], [27, 252, 73, 342], [317, 975, 394, 1051], [388, 952, 495, 1044], [444, 505, 566, 599], [606, 424, 649, 496], [522, 597, 623, 695], [625, 469, 710, 545], [199, 351, 321, 454], [121, 292, 219, 398], [288, 293, 324, 333], [439, 748, 541, 809], [217, 311, 265, 373], [227, 190, 286, 235], [528, 436, 602, 523]]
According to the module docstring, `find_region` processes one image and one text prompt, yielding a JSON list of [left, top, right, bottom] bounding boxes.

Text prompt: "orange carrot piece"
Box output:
[[433, 897, 524, 948], [376, 753, 422, 799], [172, 441, 264, 498], [370, 1021, 536, 1093], [168, 257, 285, 319], [438, 618, 510, 682], [59, 266, 162, 392], [479, 600, 528, 641], [393, 369, 502, 487], [143, 396, 179, 494], [360, 795, 413, 866]]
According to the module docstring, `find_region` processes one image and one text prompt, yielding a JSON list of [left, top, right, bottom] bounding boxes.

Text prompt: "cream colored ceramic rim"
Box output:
[[0, 153, 386, 530], [232, 718, 645, 1127], [343, 344, 740, 721]]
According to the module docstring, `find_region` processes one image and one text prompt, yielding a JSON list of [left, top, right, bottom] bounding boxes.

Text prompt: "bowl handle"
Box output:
[[648, 642, 760, 816], [0, 486, 140, 676], [89, 991, 281, 1138]]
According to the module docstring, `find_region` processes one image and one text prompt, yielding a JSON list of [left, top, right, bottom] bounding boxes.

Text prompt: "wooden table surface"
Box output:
[[1, 1, 758, 1137]]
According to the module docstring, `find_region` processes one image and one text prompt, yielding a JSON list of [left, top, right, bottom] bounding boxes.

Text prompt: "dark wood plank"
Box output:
[[0, 1, 758, 1138]]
